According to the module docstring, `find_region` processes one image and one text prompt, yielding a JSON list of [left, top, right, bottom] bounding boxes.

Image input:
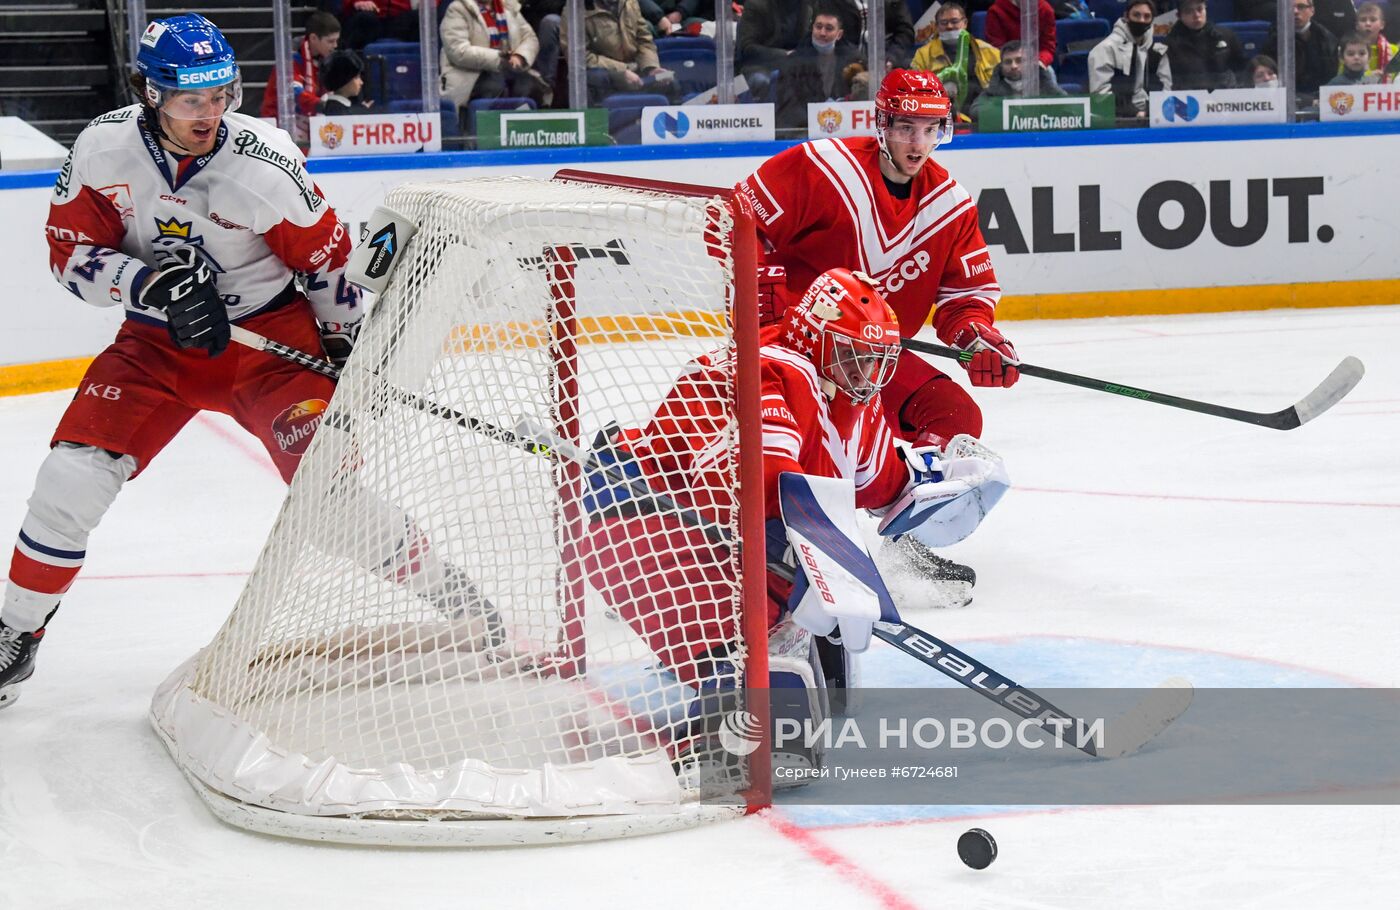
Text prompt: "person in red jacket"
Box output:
[[341, 0, 421, 50], [985, 0, 1057, 68], [260, 11, 341, 119]]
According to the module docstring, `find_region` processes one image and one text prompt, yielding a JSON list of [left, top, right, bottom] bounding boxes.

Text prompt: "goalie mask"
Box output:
[[135, 14, 242, 121], [874, 69, 954, 161], [780, 269, 902, 405]]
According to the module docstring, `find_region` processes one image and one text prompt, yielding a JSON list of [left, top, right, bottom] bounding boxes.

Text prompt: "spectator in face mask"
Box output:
[[775, 9, 861, 129], [910, 2, 1001, 117], [969, 38, 1066, 120], [1249, 54, 1280, 87], [1089, 0, 1171, 118]]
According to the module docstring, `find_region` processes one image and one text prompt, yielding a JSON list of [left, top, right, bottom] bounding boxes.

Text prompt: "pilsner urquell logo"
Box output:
[[271, 399, 329, 455]]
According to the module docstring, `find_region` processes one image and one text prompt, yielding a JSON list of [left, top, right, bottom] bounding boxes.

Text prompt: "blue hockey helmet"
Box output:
[[135, 14, 241, 119]]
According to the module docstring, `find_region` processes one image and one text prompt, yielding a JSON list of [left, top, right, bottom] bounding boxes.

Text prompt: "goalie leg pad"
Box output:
[[779, 473, 900, 653]]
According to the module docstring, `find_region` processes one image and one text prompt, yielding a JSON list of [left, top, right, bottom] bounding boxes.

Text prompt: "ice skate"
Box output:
[[0, 620, 46, 711], [884, 534, 976, 608]]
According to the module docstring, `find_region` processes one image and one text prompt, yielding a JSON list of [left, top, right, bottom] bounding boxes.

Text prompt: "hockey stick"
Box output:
[[233, 326, 1191, 759], [902, 337, 1364, 431]]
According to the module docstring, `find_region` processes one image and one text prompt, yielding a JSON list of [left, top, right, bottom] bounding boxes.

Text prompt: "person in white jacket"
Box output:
[[1089, 0, 1172, 118], [439, 0, 548, 120]]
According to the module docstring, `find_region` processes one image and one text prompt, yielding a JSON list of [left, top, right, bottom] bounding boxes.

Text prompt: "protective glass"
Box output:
[[147, 79, 242, 120], [826, 334, 901, 404]]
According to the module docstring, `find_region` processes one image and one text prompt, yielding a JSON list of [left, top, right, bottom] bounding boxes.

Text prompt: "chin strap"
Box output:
[[140, 104, 193, 155]]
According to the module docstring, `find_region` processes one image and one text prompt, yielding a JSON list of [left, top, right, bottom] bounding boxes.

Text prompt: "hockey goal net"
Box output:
[[150, 174, 769, 845]]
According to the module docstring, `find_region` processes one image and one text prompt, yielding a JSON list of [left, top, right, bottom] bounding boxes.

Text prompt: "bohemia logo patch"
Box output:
[[319, 121, 345, 150], [817, 107, 843, 134], [271, 399, 329, 455], [1327, 91, 1355, 117]]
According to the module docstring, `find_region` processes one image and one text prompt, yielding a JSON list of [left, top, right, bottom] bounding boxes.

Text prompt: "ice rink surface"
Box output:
[[1, 305, 1397, 910]]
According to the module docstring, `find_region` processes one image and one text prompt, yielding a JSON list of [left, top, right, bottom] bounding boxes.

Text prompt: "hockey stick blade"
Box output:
[[900, 338, 1365, 431], [1096, 677, 1195, 759], [1274, 355, 1366, 430]]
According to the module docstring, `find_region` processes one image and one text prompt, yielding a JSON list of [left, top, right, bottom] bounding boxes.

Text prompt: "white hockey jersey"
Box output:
[[47, 105, 361, 330]]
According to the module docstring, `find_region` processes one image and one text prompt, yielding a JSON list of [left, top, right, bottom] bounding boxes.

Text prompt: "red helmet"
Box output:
[[874, 69, 954, 155], [779, 269, 902, 404]]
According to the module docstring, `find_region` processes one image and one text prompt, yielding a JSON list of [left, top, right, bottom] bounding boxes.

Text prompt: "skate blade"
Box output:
[[926, 579, 974, 609]]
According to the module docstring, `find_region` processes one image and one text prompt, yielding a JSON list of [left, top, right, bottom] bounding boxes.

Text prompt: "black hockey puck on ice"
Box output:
[[957, 828, 997, 869]]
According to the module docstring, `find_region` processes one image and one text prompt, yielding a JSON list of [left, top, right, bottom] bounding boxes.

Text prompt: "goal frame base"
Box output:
[[169, 765, 746, 846]]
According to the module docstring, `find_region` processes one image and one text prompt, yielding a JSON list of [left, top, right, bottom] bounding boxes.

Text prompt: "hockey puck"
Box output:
[[957, 828, 997, 870]]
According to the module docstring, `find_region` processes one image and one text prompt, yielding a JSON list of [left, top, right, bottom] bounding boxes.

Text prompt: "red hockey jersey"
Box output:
[[621, 332, 910, 525], [737, 137, 1001, 344]]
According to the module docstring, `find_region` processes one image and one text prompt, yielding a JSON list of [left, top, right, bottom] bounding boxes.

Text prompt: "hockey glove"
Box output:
[[139, 246, 229, 356], [876, 434, 1010, 547], [952, 321, 1019, 388], [581, 424, 648, 517], [320, 320, 361, 371]]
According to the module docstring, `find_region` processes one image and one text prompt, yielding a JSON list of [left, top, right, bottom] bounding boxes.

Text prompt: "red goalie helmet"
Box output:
[[875, 68, 954, 153], [780, 269, 902, 404]]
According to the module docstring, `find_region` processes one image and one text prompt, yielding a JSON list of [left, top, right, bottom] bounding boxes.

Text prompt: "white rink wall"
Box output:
[[2, 128, 1399, 366]]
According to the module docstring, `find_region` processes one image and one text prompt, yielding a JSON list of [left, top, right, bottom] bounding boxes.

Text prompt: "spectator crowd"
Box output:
[[260, 0, 1400, 142]]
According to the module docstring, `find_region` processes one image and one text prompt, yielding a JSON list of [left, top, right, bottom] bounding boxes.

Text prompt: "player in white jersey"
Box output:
[[0, 15, 486, 709]]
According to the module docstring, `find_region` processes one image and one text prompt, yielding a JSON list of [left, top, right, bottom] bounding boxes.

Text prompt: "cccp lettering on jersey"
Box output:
[[880, 249, 932, 292]]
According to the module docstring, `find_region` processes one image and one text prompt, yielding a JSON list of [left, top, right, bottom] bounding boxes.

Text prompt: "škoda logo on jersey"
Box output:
[[271, 399, 328, 455]]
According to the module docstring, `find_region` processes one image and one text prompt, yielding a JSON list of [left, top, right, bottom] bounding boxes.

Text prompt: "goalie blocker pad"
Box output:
[[778, 473, 900, 653]]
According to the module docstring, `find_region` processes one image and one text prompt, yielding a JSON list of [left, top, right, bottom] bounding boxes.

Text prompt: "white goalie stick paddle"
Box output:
[[231, 326, 1192, 758]]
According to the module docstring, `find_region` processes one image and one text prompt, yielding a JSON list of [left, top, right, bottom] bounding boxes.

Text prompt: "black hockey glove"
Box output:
[[320, 320, 361, 372], [139, 247, 229, 356]]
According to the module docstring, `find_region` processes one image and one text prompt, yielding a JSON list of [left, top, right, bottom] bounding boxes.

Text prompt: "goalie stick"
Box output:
[[231, 326, 1191, 760], [902, 337, 1364, 431]]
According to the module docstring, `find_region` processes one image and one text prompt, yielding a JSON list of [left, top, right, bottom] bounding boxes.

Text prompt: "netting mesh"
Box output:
[[151, 178, 757, 829]]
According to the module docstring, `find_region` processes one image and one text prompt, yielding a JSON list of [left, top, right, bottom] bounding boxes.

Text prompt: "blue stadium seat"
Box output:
[[654, 36, 716, 53], [1058, 50, 1091, 87], [1220, 21, 1271, 56], [465, 96, 537, 136], [603, 92, 670, 138], [1056, 17, 1111, 56], [1088, 0, 1125, 21], [364, 41, 422, 103], [1211, 0, 1236, 22], [658, 45, 718, 96], [971, 11, 988, 39], [363, 39, 421, 56]]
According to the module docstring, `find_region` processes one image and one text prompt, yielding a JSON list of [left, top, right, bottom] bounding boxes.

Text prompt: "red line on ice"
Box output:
[[194, 412, 281, 479], [761, 811, 926, 910]]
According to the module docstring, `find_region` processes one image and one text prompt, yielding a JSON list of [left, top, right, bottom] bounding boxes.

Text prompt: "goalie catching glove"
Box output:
[[877, 434, 1010, 548], [139, 246, 229, 356]]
